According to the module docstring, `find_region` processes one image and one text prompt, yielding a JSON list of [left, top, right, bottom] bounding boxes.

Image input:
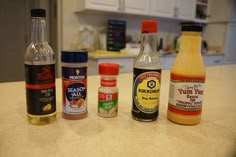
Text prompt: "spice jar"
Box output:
[[98, 63, 119, 117], [61, 50, 88, 120]]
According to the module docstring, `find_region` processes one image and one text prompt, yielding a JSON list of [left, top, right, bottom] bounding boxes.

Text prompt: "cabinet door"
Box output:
[[149, 0, 175, 18], [86, 0, 119, 12], [203, 55, 224, 66], [224, 23, 236, 64], [175, 0, 196, 20], [230, 0, 236, 22], [123, 0, 149, 15]]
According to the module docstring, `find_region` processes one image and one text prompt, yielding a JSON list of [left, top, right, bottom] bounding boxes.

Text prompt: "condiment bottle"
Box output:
[[132, 20, 162, 121], [167, 23, 206, 125], [98, 63, 119, 117], [24, 9, 56, 125], [61, 51, 88, 120]]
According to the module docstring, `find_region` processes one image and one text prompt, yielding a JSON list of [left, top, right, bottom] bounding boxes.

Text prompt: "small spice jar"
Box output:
[[61, 50, 88, 120], [98, 63, 119, 117]]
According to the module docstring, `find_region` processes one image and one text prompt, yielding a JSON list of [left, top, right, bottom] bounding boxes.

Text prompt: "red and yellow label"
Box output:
[[168, 73, 205, 116], [133, 70, 161, 114]]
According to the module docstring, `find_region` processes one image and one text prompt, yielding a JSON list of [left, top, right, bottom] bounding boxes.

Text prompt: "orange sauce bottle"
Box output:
[[167, 23, 206, 125]]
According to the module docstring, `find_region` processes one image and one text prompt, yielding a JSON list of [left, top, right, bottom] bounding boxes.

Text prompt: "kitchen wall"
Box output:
[[61, 0, 235, 55], [61, 0, 181, 52], [202, 23, 227, 52]]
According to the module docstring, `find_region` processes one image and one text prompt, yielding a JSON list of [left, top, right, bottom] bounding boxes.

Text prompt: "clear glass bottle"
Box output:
[[167, 23, 206, 125], [24, 9, 56, 125], [132, 20, 162, 121], [98, 63, 119, 118]]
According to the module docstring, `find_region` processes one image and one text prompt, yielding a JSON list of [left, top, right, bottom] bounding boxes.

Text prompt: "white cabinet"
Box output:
[[175, 0, 196, 21], [149, 0, 197, 21], [76, 0, 119, 12], [149, 0, 175, 18], [76, 0, 149, 15], [124, 0, 149, 15], [76, 0, 197, 21]]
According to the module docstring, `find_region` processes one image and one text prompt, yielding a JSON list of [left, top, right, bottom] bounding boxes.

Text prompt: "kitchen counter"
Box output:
[[88, 52, 225, 75], [88, 51, 224, 59], [88, 51, 137, 59], [0, 65, 236, 157]]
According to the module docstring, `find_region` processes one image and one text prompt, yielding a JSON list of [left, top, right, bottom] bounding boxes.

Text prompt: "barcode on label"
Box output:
[[169, 84, 174, 99]]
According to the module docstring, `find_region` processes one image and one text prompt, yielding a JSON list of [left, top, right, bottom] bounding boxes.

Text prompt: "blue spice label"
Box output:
[[62, 67, 87, 115]]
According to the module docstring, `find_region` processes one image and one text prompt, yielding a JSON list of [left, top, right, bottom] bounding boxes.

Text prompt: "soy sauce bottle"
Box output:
[[132, 20, 162, 121]]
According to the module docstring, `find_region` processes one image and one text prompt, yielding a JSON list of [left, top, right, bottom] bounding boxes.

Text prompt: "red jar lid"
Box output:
[[141, 20, 158, 33], [99, 63, 119, 75]]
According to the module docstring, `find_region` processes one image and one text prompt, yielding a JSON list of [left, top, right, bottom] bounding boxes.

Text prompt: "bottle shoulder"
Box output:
[[134, 53, 162, 69], [171, 53, 206, 76], [25, 42, 55, 65]]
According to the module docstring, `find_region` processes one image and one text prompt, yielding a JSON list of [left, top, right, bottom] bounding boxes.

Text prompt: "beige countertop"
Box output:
[[0, 65, 236, 157]]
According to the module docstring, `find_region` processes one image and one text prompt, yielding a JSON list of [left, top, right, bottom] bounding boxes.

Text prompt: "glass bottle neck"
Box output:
[[140, 33, 157, 54], [31, 17, 47, 43], [179, 31, 202, 54]]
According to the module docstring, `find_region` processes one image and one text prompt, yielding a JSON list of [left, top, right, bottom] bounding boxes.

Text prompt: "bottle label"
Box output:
[[132, 68, 161, 114], [98, 92, 118, 117], [62, 66, 87, 115], [101, 79, 116, 87], [168, 73, 205, 115], [25, 64, 56, 115]]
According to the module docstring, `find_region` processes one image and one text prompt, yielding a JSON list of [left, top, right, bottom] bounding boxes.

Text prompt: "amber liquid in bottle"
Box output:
[[167, 27, 206, 125]]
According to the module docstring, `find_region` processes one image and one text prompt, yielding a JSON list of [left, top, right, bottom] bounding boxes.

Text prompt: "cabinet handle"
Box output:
[[121, 0, 125, 11], [118, 0, 122, 11], [174, 7, 179, 17], [213, 60, 221, 63]]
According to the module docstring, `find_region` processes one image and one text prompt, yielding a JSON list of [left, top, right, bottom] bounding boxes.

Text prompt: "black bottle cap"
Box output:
[[61, 50, 88, 63], [181, 22, 203, 32], [31, 9, 46, 18]]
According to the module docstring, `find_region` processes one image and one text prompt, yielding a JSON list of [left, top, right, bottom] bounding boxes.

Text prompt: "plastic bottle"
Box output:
[[167, 23, 206, 125], [132, 20, 162, 121], [61, 51, 88, 120], [98, 63, 119, 117], [24, 9, 56, 125]]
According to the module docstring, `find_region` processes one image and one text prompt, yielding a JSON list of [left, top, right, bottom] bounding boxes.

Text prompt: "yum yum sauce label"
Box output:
[[133, 68, 161, 113], [62, 67, 87, 115], [168, 73, 205, 115]]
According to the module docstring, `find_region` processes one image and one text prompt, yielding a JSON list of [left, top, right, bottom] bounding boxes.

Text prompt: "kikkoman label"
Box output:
[[133, 69, 161, 113], [168, 73, 205, 115]]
